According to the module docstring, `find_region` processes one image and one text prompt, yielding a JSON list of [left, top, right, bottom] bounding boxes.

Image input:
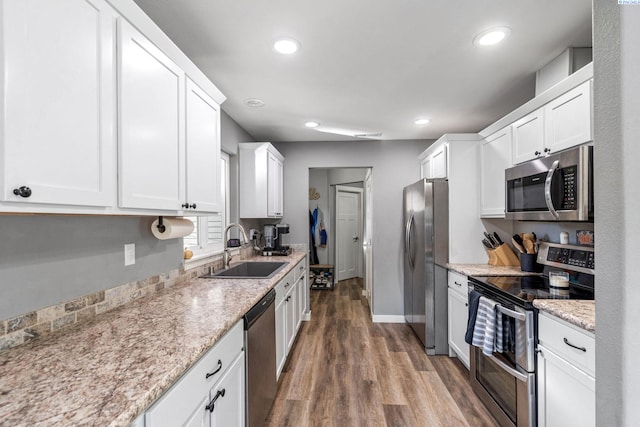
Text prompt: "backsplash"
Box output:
[[0, 245, 256, 353]]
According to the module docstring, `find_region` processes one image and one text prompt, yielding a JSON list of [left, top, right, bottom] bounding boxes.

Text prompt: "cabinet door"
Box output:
[[210, 353, 245, 427], [430, 145, 448, 179], [267, 152, 283, 217], [544, 80, 592, 154], [181, 395, 211, 427], [275, 298, 287, 379], [118, 18, 185, 211], [480, 127, 512, 217], [185, 78, 222, 213], [296, 274, 306, 328], [285, 286, 297, 353], [512, 109, 545, 164], [447, 287, 470, 369], [1, 0, 116, 207], [420, 156, 432, 179], [538, 345, 595, 427]]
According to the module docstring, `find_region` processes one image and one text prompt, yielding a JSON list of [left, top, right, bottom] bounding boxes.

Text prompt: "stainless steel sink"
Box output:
[[200, 262, 287, 279]]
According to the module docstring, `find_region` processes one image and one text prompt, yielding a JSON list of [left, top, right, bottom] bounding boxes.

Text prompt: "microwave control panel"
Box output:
[[560, 166, 577, 209]]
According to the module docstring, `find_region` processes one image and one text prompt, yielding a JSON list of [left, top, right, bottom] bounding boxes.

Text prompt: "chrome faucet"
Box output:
[[223, 223, 250, 268]]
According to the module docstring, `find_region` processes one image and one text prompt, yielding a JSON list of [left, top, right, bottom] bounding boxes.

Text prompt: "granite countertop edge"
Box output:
[[447, 263, 540, 277], [533, 299, 596, 334], [0, 251, 306, 427]]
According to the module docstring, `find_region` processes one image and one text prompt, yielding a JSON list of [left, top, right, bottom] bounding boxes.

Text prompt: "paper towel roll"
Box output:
[[151, 217, 194, 240]]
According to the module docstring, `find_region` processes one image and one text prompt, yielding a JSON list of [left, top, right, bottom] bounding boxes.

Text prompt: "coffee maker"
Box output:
[[262, 224, 291, 255]]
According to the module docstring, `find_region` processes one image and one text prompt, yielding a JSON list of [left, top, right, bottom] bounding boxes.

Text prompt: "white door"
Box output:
[[2, 0, 116, 207], [480, 127, 513, 217], [512, 108, 545, 164], [118, 18, 185, 211], [544, 80, 593, 154], [210, 353, 245, 427], [267, 152, 283, 217], [336, 186, 363, 281], [363, 169, 374, 309]]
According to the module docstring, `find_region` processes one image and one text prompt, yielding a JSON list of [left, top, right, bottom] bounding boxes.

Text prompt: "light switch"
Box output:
[[124, 243, 135, 266]]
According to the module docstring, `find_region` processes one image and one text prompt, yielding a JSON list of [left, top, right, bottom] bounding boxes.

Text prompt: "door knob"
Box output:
[[13, 186, 32, 198]]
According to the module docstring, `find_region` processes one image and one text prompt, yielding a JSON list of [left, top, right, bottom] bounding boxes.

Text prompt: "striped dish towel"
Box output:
[[471, 296, 504, 356]]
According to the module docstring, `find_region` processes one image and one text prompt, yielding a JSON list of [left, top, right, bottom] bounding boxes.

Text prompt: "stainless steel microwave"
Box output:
[[505, 145, 593, 221]]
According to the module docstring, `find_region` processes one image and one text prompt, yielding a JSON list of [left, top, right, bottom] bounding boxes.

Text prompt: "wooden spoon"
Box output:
[[523, 239, 535, 254]]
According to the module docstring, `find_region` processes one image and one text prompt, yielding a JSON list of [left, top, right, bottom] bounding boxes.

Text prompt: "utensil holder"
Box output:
[[520, 253, 543, 272], [486, 244, 520, 266]]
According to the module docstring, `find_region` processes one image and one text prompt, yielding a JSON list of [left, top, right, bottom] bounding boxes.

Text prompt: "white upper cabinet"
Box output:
[[239, 143, 284, 218], [512, 109, 545, 164], [480, 127, 513, 217], [118, 18, 185, 211], [419, 143, 447, 179], [512, 80, 592, 164], [267, 152, 284, 217], [185, 78, 222, 213], [544, 80, 592, 154], [1, 0, 117, 208]]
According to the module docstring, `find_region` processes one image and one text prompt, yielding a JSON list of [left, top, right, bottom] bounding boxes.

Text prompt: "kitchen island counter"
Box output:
[[0, 251, 305, 427]]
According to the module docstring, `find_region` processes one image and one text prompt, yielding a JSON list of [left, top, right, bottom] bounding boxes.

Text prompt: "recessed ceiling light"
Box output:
[[473, 27, 511, 47], [244, 98, 265, 108], [273, 38, 300, 55], [305, 121, 319, 128], [414, 119, 430, 125]]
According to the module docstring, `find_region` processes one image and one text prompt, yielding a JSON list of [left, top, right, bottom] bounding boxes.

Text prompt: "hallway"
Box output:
[[267, 278, 498, 426]]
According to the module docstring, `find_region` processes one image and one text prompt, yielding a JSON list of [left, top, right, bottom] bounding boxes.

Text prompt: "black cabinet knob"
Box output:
[[190, 203, 197, 209], [181, 203, 197, 209], [534, 151, 540, 156], [544, 147, 551, 153], [13, 186, 32, 198]]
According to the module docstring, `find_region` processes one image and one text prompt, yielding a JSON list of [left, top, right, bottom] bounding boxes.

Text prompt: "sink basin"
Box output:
[[200, 262, 287, 279]]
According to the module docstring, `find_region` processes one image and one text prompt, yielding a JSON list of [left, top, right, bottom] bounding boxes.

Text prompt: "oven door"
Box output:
[[471, 347, 536, 427]]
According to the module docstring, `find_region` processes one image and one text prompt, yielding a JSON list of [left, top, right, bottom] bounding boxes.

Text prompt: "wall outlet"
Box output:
[[124, 243, 135, 266]]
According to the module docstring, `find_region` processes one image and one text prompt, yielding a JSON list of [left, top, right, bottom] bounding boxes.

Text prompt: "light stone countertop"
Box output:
[[533, 300, 595, 333], [0, 252, 306, 427], [447, 263, 540, 277]]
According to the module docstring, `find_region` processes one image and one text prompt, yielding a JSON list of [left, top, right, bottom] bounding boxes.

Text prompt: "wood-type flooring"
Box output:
[[267, 278, 498, 427]]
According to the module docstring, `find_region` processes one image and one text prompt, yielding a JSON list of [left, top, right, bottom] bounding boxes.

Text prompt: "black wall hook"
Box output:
[[157, 216, 166, 233]]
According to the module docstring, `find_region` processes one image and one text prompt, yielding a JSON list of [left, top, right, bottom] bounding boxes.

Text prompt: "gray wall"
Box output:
[[593, 2, 640, 425], [0, 216, 181, 319], [274, 139, 431, 317], [221, 110, 256, 226]]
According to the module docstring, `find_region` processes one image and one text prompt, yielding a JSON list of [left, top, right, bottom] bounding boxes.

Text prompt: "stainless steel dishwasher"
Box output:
[[244, 289, 277, 427]]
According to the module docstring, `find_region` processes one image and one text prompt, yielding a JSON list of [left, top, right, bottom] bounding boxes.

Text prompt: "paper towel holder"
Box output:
[[156, 216, 166, 234]]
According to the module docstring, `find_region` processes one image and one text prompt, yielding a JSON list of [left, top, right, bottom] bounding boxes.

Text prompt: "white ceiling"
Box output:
[[132, 0, 592, 142]]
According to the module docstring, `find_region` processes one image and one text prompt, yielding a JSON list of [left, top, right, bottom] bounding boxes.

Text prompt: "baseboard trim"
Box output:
[[372, 314, 405, 323]]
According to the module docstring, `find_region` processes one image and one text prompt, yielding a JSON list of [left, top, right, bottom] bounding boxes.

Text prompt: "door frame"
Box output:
[[334, 185, 364, 281]]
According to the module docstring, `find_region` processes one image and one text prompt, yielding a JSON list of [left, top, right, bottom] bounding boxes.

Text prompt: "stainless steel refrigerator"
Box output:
[[403, 179, 449, 355]]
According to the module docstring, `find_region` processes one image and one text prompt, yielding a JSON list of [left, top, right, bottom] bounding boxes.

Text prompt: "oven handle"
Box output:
[[486, 353, 529, 383], [544, 160, 560, 220], [496, 304, 525, 321]]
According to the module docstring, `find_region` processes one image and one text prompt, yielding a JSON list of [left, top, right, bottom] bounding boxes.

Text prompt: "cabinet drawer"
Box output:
[[275, 269, 295, 306], [538, 312, 595, 377], [145, 320, 243, 426], [293, 259, 306, 282], [448, 271, 468, 295]]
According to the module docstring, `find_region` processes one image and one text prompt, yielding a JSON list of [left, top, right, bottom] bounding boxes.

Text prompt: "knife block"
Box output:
[[486, 244, 521, 267]]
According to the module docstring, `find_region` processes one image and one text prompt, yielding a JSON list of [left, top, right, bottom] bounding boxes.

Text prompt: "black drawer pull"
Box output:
[[205, 388, 226, 413], [205, 359, 223, 379], [563, 337, 587, 352]]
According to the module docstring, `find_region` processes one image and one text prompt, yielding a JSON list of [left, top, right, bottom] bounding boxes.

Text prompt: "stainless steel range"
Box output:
[[468, 242, 594, 427]]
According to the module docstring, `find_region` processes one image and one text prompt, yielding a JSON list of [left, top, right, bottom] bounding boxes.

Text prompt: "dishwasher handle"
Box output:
[[244, 289, 276, 329]]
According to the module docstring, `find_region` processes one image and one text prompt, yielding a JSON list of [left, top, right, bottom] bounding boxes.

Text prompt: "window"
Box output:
[[184, 152, 230, 258]]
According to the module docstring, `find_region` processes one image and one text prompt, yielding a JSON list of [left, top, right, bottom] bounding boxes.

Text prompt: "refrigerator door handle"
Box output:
[[408, 214, 415, 269]]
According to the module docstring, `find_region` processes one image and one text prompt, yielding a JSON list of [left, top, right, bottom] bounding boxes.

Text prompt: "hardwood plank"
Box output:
[[267, 278, 498, 427]]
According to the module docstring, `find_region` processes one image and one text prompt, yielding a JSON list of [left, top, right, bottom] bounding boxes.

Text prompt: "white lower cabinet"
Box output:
[[537, 312, 595, 427], [447, 271, 470, 368], [275, 258, 307, 379], [145, 321, 244, 427]]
